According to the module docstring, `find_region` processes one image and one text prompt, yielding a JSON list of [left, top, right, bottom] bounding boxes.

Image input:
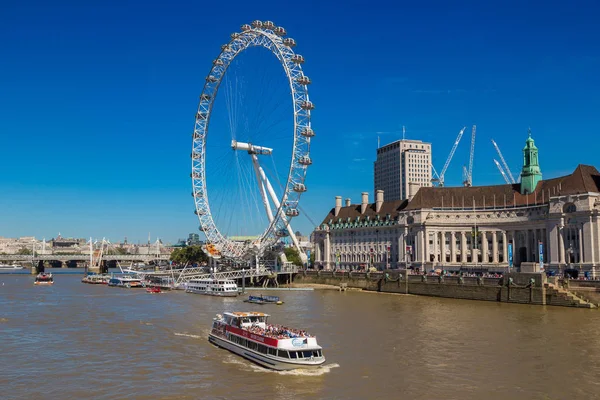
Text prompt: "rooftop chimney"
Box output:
[[345, 198, 351, 207], [361, 192, 369, 214], [408, 183, 420, 202], [334, 196, 342, 216], [376, 190, 384, 213]]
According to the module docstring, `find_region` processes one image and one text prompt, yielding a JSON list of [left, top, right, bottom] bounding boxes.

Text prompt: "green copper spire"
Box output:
[[520, 128, 542, 194]]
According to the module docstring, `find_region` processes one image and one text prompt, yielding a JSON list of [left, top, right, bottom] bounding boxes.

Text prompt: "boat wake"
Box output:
[[222, 355, 340, 376], [173, 332, 202, 339], [251, 362, 340, 376]]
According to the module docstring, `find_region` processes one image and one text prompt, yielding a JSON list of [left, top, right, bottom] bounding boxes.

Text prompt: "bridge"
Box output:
[[0, 254, 170, 263], [134, 263, 299, 286]]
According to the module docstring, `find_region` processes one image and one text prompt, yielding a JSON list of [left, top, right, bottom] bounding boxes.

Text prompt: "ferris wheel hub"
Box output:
[[230, 140, 273, 155]]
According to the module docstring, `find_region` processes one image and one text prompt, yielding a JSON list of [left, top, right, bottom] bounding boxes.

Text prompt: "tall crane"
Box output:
[[462, 125, 476, 186], [490, 139, 516, 184], [432, 127, 466, 186], [493, 159, 511, 184]]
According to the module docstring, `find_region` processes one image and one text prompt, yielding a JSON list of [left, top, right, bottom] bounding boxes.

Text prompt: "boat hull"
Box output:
[[186, 289, 238, 297], [208, 334, 325, 371]]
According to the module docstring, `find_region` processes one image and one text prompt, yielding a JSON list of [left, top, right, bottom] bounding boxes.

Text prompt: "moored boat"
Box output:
[[244, 295, 283, 305], [186, 278, 238, 297], [34, 272, 54, 285], [108, 275, 144, 288], [82, 274, 110, 284], [208, 311, 325, 371], [146, 286, 162, 294], [0, 263, 25, 271]]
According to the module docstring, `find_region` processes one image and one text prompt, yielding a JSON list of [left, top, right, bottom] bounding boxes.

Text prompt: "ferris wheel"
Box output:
[[191, 20, 314, 264]]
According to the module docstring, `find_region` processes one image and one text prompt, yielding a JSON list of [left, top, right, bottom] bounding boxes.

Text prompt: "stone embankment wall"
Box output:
[[294, 271, 596, 308]]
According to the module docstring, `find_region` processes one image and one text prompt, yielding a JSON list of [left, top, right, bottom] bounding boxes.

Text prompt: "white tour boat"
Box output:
[[186, 278, 238, 297], [107, 275, 144, 288], [208, 312, 325, 370], [0, 263, 25, 271]]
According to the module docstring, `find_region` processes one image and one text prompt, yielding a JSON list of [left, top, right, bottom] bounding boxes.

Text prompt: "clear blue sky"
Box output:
[[1, 0, 599, 244]]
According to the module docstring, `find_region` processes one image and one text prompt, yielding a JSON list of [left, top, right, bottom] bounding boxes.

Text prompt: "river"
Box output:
[[1, 272, 600, 399]]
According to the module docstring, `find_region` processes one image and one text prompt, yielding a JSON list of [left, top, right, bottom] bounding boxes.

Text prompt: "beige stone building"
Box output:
[[314, 133, 600, 277]]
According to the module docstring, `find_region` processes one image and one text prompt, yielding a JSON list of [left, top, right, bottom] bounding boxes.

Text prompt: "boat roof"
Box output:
[[225, 311, 270, 318]]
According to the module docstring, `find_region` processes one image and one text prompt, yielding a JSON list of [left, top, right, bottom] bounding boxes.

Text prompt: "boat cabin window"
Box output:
[[277, 350, 289, 359]]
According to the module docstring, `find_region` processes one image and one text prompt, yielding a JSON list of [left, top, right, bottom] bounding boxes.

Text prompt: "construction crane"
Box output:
[[462, 125, 476, 186], [493, 159, 511, 184], [490, 139, 516, 184], [431, 127, 466, 186]]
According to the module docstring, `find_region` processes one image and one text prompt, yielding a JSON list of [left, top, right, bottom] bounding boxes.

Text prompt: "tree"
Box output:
[[284, 247, 303, 266], [17, 247, 32, 255], [170, 245, 208, 265]]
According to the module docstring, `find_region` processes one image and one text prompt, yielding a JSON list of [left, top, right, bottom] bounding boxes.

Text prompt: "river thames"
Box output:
[[1, 272, 600, 399]]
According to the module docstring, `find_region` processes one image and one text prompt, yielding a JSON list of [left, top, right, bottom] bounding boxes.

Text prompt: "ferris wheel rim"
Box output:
[[191, 22, 313, 260]]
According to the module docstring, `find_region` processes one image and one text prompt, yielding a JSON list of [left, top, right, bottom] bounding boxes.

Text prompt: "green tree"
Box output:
[[170, 245, 208, 265], [17, 247, 32, 255], [284, 247, 303, 266]]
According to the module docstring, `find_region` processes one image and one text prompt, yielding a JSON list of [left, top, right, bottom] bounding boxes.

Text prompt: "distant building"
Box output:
[[314, 131, 600, 277], [374, 139, 432, 201], [188, 233, 201, 245]]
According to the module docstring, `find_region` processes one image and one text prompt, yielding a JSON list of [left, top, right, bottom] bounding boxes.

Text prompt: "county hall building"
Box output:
[[313, 132, 600, 277]]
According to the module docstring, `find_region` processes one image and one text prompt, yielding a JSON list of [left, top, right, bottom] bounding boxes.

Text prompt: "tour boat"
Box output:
[[107, 276, 144, 288], [208, 312, 325, 371], [82, 274, 110, 284], [0, 263, 24, 271], [34, 272, 54, 285], [146, 286, 162, 294], [186, 278, 238, 297]]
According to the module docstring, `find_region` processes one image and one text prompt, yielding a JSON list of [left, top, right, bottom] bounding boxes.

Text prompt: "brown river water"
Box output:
[[1, 271, 600, 400]]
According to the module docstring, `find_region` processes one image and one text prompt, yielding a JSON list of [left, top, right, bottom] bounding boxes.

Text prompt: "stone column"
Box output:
[[440, 231, 446, 264], [432, 229, 437, 264], [450, 231, 456, 264], [559, 225, 566, 265], [461, 231, 467, 263], [502, 231, 507, 264], [492, 231, 498, 264], [521, 229, 531, 262], [423, 228, 429, 264], [590, 215, 596, 265], [324, 231, 331, 270], [471, 231, 477, 263], [398, 233, 404, 264], [577, 225, 585, 263], [481, 230, 488, 264]]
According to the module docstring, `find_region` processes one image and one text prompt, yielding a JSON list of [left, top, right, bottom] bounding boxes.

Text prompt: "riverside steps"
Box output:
[[294, 270, 598, 309]]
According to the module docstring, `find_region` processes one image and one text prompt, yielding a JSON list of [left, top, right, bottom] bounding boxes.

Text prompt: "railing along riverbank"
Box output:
[[294, 270, 597, 309]]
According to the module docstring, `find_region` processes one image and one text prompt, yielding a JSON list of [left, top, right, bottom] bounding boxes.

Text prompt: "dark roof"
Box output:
[[407, 164, 600, 210], [320, 165, 600, 225], [321, 199, 409, 224]]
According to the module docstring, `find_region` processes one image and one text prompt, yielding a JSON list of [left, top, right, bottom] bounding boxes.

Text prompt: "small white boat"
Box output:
[[0, 263, 25, 271], [208, 311, 325, 371], [186, 278, 238, 297]]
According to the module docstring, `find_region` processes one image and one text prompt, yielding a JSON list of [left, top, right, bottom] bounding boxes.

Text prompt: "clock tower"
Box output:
[[520, 128, 542, 194]]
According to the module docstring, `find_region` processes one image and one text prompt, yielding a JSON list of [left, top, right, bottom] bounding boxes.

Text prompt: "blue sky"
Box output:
[[1, 0, 599, 244]]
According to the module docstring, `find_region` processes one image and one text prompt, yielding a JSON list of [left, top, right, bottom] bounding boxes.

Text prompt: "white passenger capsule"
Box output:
[[252, 20, 263, 28], [293, 183, 307, 192], [291, 54, 305, 64], [213, 59, 224, 66], [300, 127, 315, 137], [241, 24, 252, 31], [283, 38, 296, 47], [285, 208, 300, 217], [296, 75, 311, 85], [231, 32, 240, 39], [206, 75, 218, 83], [300, 101, 314, 110], [274, 26, 286, 36], [263, 21, 275, 29], [298, 156, 312, 165]]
